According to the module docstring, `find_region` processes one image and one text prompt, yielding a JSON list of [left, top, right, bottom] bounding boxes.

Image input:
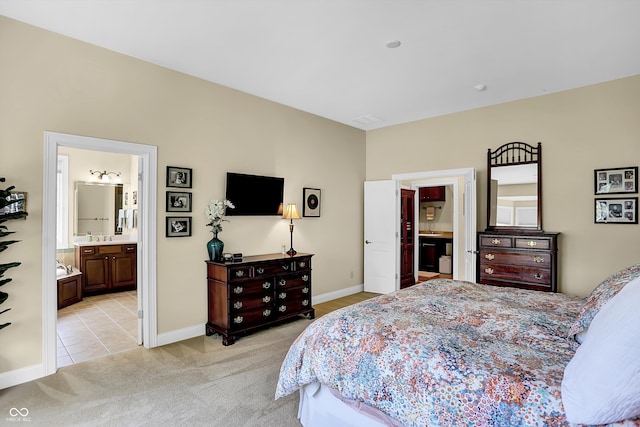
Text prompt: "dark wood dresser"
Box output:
[[205, 253, 314, 345], [477, 231, 559, 292]]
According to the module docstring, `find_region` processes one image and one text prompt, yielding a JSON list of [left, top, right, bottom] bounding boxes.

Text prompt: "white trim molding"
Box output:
[[42, 131, 158, 380]]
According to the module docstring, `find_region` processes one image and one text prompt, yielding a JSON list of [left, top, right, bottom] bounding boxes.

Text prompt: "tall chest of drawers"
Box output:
[[206, 253, 314, 345], [477, 232, 559, 292]]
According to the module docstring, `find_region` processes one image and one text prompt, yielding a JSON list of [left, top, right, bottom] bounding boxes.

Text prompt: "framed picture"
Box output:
[[166, 191, 192, 212], [594, 166, 637, 195], [594, 197, 638, 224], [303, 187, 321, 217], [2, 191, 27, 216], [166, 166, 192, 188], [166, 216, 192, 237]]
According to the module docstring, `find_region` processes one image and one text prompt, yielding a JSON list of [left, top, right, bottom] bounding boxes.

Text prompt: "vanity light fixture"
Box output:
[[89, 170, 121, 183]]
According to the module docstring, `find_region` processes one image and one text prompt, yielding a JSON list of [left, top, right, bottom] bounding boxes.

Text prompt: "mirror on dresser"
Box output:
[[486, 141, 542, 231], [479, 142, 560, 292], [74, 181, 124, 236]]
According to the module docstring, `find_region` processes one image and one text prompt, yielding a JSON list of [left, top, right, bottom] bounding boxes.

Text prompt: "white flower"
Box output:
[[205, 199, 235, 234]]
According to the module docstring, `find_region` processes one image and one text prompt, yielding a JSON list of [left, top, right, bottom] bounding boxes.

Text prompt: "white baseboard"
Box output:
[[156, 323, 205, 347], [155, 283, 364, 347], [1, 285, 366, 389], [0, 363, 47, 390], [312, 283, 364, 305]]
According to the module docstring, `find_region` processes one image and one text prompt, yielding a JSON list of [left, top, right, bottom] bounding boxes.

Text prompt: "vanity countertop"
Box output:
[[418, 231, 453, 239], [74, 240, 138, 247]]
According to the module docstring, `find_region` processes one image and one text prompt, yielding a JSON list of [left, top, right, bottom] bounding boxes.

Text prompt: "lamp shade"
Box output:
[[282, 203, 301, 220]]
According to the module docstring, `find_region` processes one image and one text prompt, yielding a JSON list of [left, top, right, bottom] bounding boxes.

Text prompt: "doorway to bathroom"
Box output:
[[43, 132, 158, 376], [56, 147, 139, 366]]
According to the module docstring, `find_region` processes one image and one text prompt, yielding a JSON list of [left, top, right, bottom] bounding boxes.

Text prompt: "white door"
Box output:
[[364, 180, 399, 294], [463, 169, 477, 281]]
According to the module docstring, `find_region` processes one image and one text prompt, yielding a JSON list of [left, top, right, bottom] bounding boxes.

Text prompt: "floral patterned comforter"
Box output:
[[275, 279, 636, 427]]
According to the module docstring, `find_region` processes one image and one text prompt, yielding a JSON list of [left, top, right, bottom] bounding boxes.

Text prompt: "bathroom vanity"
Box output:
[[74, 242, 137, 295], [57, 269, 82, 309]]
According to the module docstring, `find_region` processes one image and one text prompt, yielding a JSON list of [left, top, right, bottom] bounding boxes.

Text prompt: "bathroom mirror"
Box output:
[[74, 181, 124, 236], [486, 142, 542, 232]]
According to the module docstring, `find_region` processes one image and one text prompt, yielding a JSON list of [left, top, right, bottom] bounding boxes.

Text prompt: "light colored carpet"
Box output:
[[2, 318, 314, 426]]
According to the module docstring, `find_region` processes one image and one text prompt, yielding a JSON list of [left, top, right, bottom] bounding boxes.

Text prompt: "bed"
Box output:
[[276, 266, 640, 427]]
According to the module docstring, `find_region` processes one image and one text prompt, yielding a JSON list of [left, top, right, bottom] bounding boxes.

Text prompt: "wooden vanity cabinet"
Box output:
[[206, 253, 314, 346], [419, 186, 445, 202], [75, 244, 137, 295], [57, 270, 82, 309], [477, 232, 558, 292]]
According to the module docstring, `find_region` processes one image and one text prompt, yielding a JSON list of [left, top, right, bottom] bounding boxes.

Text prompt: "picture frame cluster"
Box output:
[[594, 166, 638, 224], [166, 166, 192, 237]]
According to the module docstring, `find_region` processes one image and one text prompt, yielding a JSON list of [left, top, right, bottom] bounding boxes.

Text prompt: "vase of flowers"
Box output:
[[205, 199, 234, 262]]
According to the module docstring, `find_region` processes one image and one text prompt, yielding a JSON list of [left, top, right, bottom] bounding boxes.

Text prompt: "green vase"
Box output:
[[207, 233, 224, 262]]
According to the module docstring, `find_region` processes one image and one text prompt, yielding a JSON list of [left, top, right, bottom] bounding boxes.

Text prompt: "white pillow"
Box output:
[[562, 275, 640, 424]]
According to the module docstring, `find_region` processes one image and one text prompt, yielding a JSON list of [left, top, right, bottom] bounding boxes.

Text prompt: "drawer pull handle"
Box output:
[[263, 309, 271, 317], [484, 268, 494, 275], [302, 299, 309, 307], [256, 267, 265, 274], [534, 273, 544, 280], [262, 296, 271, 303], [233, 301, 243, 310], [299, 261, 306, 268], [235, 270, 245, 278], [484, 253, 495, 260], [302, 287, 309, 294], [302, 274, 309, 282], [233, 316, 243, 324], [527, 241, 537, 247], [278, 305, 287, 313], [233, 286, 243, 294], [282, 265, 290, 271], [262, 282, 271, 289], [279, 292, 287, 299], [278, 279, 286, 286], [491, 239, 501, 245], [533, 256, 544, 263]]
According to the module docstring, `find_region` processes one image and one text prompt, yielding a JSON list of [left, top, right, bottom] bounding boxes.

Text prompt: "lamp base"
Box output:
[[286, 247, 297, 256]]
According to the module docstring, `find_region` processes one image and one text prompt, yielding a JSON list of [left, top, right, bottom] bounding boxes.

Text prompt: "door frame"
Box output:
[[392, 168, 476, 282], [42, 132, 158, 376]]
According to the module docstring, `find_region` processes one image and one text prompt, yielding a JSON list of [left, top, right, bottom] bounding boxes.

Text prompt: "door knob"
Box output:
[[365, 240, 372, 244]]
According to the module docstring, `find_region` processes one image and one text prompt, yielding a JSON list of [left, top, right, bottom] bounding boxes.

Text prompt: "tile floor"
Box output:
[[57, 291, 139, 367]]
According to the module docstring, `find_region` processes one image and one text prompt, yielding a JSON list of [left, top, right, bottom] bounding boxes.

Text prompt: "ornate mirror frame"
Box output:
[[486, 142, 543, 232]]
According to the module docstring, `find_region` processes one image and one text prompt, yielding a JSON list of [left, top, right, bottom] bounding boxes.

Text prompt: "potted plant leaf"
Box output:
[[0, 177, 28, 330]]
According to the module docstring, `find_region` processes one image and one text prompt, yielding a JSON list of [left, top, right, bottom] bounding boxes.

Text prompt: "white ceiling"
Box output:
[[2, 0, 640, 130]]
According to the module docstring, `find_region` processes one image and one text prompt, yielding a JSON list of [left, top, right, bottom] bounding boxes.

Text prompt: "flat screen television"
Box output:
[[225, 172, 284, 216]]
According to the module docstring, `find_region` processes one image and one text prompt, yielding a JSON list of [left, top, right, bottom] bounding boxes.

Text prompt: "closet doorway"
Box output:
[[43, 132, 158, 376]]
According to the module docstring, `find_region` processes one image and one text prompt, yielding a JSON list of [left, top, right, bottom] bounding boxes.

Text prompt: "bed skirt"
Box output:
[[298, 383, 402, 427]]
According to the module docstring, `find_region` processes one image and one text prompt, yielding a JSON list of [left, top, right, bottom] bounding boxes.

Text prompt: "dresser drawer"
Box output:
[[514, 238, 551, 250], [480, 263, 552, 285], [229, 278, 274, 297], [479, 235, 513, 248], [230, 293, 274, 314], [276, 272, 311, 289], [275, 298, 312, 316], [228, 266, 253, 282], [480, 250, 551, 268], [230, 307, 275, 330], [276, 285, 311, 303]]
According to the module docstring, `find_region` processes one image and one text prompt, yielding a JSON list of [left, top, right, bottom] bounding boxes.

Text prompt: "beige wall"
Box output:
[[367, 74, 640, 297], [0, 17, 365, 372]]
